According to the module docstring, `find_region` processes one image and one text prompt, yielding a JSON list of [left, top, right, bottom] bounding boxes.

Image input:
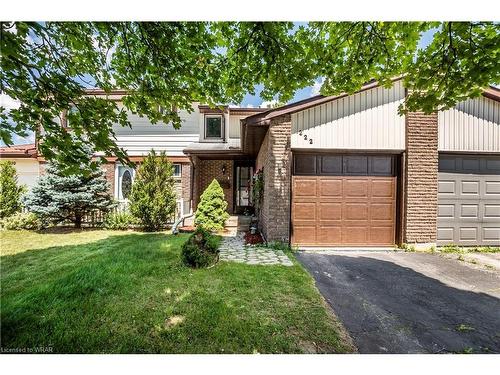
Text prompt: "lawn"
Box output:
[[0, 229, 353, 353]]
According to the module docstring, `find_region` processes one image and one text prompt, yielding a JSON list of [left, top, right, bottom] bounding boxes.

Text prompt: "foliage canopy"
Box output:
[[1, 22, 499, 169]]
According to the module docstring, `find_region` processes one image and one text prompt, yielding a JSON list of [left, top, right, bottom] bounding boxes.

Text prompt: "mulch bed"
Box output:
[[178, 226, 196, 233], [244, 231, 264, 245]]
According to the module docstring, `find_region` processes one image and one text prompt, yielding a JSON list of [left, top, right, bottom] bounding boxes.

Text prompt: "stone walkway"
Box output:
[[219, 233, 293, 266]]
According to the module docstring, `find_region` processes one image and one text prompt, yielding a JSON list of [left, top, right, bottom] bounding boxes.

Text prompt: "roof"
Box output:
[[243, 78, 404, 126], [243, 79, 500, 126], [483, 86, 500, 102], [0, 143, 37, 158]]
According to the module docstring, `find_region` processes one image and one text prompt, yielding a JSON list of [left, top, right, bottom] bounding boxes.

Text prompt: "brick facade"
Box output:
[[173, 162, 191, 202], [403, 112, 439, 247], [195, 159, 234, 213], [102, 162, 115, 197], [256, 115, 292, 242], [180, 162, 191, 201]]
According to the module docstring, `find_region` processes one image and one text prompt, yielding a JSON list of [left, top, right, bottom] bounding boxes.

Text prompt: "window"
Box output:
[[117, 166, 135, 200], [205, 115, 223, 139], [173, 164, 182, 178]]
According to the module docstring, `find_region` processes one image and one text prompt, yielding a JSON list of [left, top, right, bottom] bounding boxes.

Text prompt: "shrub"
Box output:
[[181, 227, 220, 268], [195, 179, 229, 231], [0, 212, 44, 230], [0, 160, 27, 218], [23, 147, 114, 228], [129, 150, 177, 231], [103, 212, 137, 230]]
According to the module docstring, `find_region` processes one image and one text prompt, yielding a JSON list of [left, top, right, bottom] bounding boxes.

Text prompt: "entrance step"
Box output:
[[225, 215, 252, 231]]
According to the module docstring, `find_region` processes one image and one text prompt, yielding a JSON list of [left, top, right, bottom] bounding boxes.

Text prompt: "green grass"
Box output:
[[0, 229, 352, 353], [439, 244, 500, 254]]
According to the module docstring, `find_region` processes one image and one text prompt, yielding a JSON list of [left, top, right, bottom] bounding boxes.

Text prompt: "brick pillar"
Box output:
[[403, 112, 438, 249], [102, 162, 115, 197], [260, 114, 292, 243]]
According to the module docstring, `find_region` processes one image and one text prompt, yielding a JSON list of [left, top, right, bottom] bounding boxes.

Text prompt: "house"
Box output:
[[1, 78, 499, 248]]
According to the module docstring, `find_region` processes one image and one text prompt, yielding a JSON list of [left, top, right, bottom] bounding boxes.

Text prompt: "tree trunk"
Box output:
[[75, 213, 82, 229]]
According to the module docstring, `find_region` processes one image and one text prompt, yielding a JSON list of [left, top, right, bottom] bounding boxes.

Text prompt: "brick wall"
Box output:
[[196, 159, 234, 213], [181, 162, 191, 201], [257, 115, 292, 243], [403, 111, 439, 246], [102, 162, 115, 197]]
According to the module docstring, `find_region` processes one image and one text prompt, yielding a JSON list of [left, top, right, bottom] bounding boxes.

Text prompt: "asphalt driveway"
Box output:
[[296, 251, 500, 354]]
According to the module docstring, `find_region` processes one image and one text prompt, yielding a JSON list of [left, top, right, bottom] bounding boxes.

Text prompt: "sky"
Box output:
[[2, 27, 438, 146]]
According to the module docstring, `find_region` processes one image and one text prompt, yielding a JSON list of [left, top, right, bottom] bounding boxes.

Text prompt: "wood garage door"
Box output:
[[437, 154, 500, 246], [292, 154, 397, 246]]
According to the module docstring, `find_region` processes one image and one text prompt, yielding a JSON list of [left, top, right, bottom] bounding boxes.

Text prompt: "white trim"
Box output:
[[173, 163, 182, 178], [115, 164, 136, 201], [203, 114, 224, 142]]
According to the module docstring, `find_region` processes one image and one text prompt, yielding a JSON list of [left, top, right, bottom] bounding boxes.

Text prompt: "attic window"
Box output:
[[205, 115, 223, 139]]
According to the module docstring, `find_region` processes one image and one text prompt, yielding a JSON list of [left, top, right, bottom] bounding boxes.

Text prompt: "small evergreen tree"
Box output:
[[0, 160, 26, 218], [129, 150, 177, 231], [195, 179, 229, 231], [23, 153, 114, 228]]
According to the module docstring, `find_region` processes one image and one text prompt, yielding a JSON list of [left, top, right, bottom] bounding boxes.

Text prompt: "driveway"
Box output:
[[296, 251, 500, 354]]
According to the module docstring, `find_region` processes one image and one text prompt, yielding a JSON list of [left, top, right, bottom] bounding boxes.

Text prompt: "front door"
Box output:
[[234, 161, 254, 214]]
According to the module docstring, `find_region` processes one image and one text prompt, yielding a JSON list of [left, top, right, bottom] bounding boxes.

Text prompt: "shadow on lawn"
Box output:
[[0, 232, 189, 351]]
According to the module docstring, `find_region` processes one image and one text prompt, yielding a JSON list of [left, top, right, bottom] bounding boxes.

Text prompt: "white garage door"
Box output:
[[437, 154, 500, 246]]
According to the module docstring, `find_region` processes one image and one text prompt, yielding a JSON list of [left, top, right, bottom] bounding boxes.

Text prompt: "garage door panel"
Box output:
[[484, 204, 500, 218], [317, 226, 342, 244], [344, 203, 369, 220], [438, 180, 456, 195], [459, 227, 479, 242], [437, 227, 454, 242], [461, 181, 480, 195], [371, 179, 395, 198], [438, 204, 455, 218], [485, 181, 500, 195], [342, 226, 369, 244], [318, 202, 342, 220], [370, 203, 394, 220], [319, 178, 342, 197], [483, 227, 500, 242], [460, 204, 479, 218], [293, 225, 317, 245], [294, 178, 317, 196], [293, 202, 316, 221], [437, 154, 500, 246], [344, 179, 369, 197], [370, 226, 394, 244]]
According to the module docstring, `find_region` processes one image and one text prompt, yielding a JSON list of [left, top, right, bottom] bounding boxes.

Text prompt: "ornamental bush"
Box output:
[[23, 148, 114, 228], [0, 160, 26, 218], [103, 211, 138, 230], [195, 179, 229, 231], [0, 212, 44, 230], [129, 150, 177, 231], [181, 227, 220, 268]]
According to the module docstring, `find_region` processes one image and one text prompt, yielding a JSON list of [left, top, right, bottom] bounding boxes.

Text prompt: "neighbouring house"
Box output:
[[1, 78, 499, 248]]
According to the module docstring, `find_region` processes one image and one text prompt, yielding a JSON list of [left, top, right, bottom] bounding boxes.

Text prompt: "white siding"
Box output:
[[113, 106, 199, 136], [438, 96, 500, 152], [291, 81, 406, 151], [3, 158, 39, 189], [114, 134, 198, 156], [229, 115, 245, 139], [111, 103, 199, 156]]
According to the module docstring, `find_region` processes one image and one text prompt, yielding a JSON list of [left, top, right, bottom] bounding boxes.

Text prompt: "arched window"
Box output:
[[121, 169, 132, 199]]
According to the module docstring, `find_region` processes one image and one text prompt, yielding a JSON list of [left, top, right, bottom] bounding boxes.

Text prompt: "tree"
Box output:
[[23, 158, 114, 228], [195, 179, 229, 231], [0, 160, 26, 218], [128, 150, 177, 231], [2, 22, 499, 170]]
